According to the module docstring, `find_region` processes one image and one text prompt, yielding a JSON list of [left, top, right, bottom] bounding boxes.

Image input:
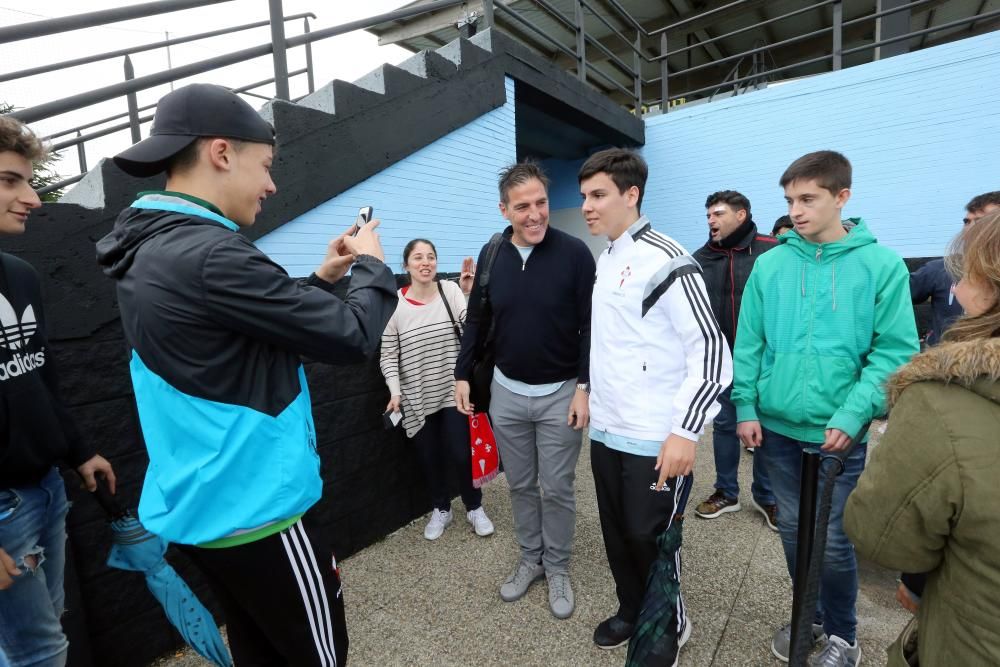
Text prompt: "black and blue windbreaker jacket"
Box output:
[[96, 194, 397, 544]]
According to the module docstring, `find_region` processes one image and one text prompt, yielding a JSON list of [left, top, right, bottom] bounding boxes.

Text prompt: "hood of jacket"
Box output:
[[780, 217, 874, 261], [888, 338, 1000, 408], [96, 198, 234, 279]]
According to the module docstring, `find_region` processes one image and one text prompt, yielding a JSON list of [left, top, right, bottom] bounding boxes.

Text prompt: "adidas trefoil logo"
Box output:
[[0, 292, 36, 351], [0, 292, 45, 382]]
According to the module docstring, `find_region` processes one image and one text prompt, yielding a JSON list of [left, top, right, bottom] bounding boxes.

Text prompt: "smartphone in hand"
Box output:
[[352, 206, 374, 236]]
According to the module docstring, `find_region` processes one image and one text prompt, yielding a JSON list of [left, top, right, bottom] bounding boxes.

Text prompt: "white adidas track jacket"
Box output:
[[590, 218, 733, 443]]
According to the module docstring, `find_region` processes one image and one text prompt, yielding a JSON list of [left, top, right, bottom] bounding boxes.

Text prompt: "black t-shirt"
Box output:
[[0, 252, 92, 486]]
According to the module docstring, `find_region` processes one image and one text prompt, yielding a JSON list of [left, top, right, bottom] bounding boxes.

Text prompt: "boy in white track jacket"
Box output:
[[580, 149, 732, 662]]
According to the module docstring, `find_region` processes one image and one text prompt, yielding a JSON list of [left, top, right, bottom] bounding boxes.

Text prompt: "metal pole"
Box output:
[[268, 0, 290, 100], [574, 0, 586, 82], [789, 447, 822, 666], [123, 56, 142, 144], [633, 30, 642, 116], [76, 132, 88, 173], [165, 31, 174, 91], [303, 17, 315, 93], [659, 33, 669, 112], [832, 1, 843, 71], [482, 0, 494, 29], [0, 0, 236, 45]]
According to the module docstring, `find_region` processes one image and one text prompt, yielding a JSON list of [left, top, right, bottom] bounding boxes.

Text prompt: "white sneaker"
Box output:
[[466, 507, 495, 536], [423, 509, 452, 540]]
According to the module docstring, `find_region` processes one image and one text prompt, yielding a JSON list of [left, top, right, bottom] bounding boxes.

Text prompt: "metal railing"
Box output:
[[4, 0, 998, 196], [4, 0, 470, 195], [479, 0, 1000, 114]]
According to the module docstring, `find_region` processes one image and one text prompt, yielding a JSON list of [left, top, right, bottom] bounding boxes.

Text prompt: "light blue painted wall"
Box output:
[[257, 77, 517, 275], [641, 31, 1000, 258]]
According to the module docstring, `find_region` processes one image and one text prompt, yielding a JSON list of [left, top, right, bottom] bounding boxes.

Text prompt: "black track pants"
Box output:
[[181, 517, 349, 667], [591, 439, 690, 624]]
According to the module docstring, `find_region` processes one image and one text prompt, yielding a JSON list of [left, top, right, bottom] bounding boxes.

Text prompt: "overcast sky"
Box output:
[[0, 0, 416, 182]]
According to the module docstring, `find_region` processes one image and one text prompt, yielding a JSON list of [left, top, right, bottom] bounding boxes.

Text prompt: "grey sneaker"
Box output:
[[423, 509, 452, 540], [772, 622, 827, 662], [499, 560, 544, 602], [809, 635, 861, 667], [546, 571, 574, 619]]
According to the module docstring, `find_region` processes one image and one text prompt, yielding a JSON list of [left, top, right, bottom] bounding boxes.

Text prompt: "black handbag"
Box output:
[[468, 233, 504, 412]]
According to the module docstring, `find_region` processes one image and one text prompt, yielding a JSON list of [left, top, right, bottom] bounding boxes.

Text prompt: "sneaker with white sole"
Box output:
[[751, 498, 779, 532], [466, 507, 494, 536], [694, 490, 741, 519], [423, 508, 452, 540], [499, 559, 544, 602], [546, 571, 574, 619], [771, 622, 827, 662], [809, 635, 861, 667]]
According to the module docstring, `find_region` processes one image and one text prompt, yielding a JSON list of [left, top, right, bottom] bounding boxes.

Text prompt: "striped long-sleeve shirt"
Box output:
[[589, 217, 733, 454], [380, 279, 467, 438]]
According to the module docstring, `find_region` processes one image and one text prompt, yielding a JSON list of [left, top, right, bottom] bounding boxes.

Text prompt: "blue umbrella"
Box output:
[[93, 484, 232, 667]]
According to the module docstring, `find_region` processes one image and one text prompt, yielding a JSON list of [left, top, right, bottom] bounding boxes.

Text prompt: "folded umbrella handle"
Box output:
[[85, 473, 129, 521]]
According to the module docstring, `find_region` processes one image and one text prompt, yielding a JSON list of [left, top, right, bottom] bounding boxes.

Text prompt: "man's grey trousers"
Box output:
[[489, 379, 582, 574]]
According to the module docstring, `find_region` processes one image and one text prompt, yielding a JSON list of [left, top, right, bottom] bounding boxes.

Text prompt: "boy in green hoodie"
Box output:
[[732, 151, 919, 667]]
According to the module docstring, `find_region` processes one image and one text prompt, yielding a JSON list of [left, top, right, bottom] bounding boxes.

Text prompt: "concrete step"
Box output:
[[354, 63, 426, 97], [435, 35, 493, 69], [397, 50, 459, 81], [298, 79, 386, 117]]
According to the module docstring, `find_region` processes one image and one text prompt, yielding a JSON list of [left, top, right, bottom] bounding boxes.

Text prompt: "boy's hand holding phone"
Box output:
[[343, 206, 385, 261], [315, 207, 386, 282]]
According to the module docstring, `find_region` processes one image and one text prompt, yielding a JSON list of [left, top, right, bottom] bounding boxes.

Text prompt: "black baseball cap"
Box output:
[[114, 83, 275, 177]]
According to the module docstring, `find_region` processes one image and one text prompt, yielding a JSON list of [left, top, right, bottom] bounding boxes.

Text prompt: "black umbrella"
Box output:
[[626, 476, 693, 667]]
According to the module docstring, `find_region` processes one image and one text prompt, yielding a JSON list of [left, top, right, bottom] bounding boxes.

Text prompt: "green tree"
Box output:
[[1, 102, 66, 202]]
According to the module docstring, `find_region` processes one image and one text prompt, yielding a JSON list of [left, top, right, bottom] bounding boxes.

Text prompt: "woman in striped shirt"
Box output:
[[380, 239, 494, 541]]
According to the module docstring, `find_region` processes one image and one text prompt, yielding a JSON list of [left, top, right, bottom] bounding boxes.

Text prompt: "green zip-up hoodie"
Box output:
[[732, 219, 919, 442]]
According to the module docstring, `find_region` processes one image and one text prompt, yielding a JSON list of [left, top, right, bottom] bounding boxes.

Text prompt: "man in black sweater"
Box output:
[[455, 161, 595, 619], [0, 116, 116, 666]]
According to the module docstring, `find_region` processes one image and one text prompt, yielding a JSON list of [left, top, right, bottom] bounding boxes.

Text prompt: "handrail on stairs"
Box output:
[[3, 0, 997, 196]]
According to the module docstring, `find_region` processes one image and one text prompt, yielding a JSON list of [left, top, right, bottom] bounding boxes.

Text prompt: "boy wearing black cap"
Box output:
[[97, 84, 397, 666]]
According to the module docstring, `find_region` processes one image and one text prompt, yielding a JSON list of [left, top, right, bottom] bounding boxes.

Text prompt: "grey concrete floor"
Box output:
[[154, 427, 908, 666]]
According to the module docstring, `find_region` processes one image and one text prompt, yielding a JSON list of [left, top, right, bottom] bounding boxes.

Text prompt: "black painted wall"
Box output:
[[4, 189, 430, 666]]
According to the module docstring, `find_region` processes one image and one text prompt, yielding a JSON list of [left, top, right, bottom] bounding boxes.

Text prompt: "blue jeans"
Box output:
[[760, 427, 866, 644], [713, 389, 774, 505], [0, 468, 69, 667]]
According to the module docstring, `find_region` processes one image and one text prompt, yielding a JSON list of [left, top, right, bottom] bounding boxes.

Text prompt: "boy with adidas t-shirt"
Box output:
[[0, 117, 117, 666], [582, 148, 732, 663]]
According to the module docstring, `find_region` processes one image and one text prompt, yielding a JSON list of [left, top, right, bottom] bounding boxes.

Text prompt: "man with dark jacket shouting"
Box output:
[[693, 191, 779, 529], [96, 84, 396, 666]]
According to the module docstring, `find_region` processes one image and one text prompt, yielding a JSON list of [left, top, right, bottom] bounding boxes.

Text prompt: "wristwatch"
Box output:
[[576, 382, 590, 394]]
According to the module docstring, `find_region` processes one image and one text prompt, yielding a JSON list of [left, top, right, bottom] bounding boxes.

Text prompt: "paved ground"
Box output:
[[154, 427, 908, 666]]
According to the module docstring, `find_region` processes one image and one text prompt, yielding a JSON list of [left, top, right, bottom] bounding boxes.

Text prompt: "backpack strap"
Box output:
[[437, 280, 462, 341], [477, 233, 505, 312]]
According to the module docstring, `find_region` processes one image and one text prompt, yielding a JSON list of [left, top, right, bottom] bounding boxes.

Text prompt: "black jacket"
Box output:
[[96, 199, 397, 416], [455, 226, 595, 385], [693, 220, 778, 349], [0, 253, 94, 486], [909, 258, 962, 345], [94, 195, 398, 543]]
